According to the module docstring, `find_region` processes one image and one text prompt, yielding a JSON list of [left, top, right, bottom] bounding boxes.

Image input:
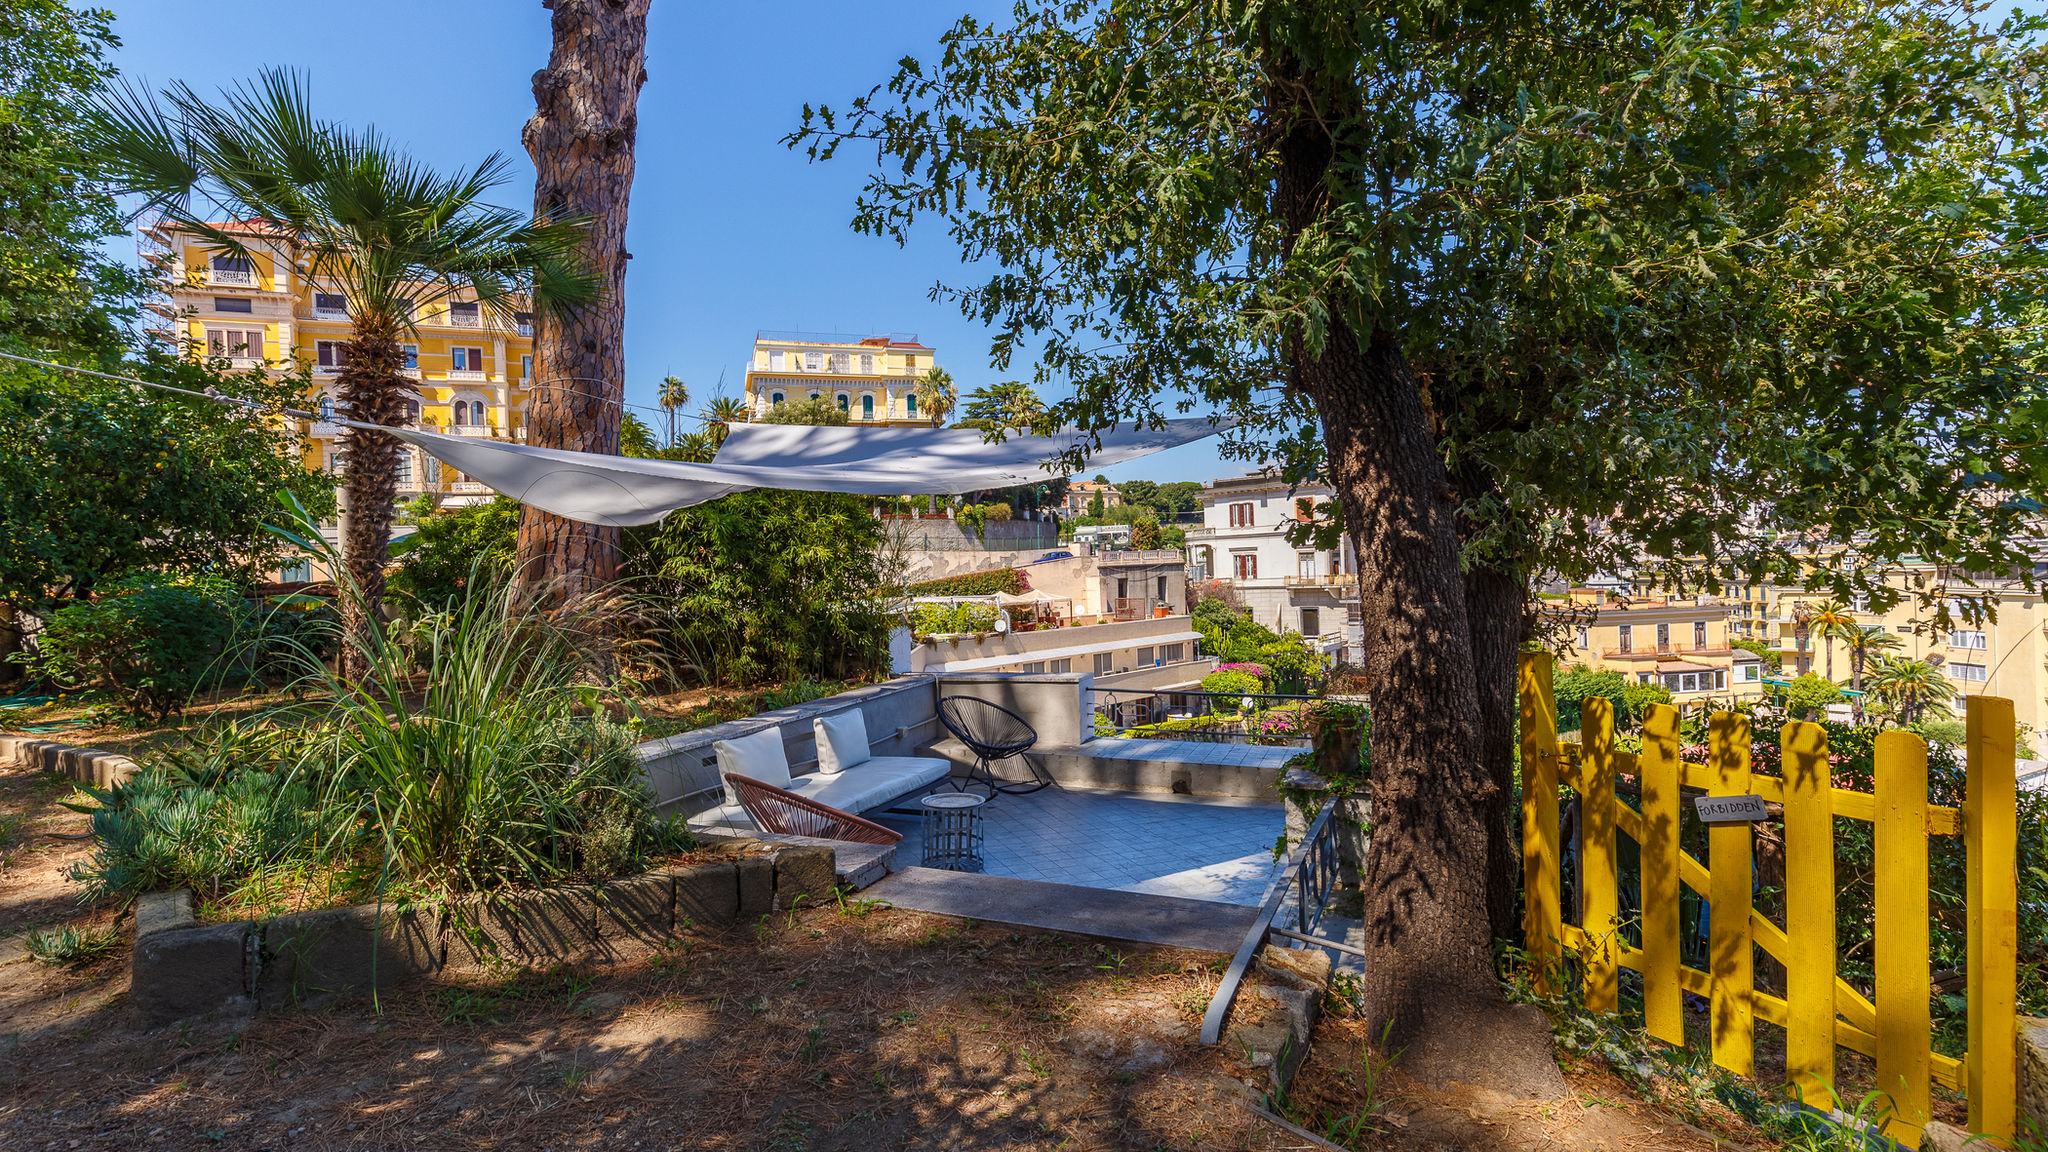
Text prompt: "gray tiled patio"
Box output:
[[870, 783, 1287, 905]]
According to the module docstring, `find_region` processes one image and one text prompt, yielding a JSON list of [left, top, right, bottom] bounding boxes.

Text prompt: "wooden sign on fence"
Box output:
[[1517, 652, 2019, 1150]]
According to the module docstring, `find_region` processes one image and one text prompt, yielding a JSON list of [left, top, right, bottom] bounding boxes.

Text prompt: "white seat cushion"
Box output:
[[714, 727, 790, 805], [787, 756, 953, 814], [814, 710, 872, 775], [686, 803, 756, 834]]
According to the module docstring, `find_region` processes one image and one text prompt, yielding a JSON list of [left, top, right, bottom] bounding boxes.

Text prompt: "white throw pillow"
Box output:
[[715, 727, 791, 805], [814, 710, 872, 775]]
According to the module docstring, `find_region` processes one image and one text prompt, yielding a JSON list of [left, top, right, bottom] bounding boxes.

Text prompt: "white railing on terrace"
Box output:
[[446, 369, 487, 381], [206, 268, 256, 287]]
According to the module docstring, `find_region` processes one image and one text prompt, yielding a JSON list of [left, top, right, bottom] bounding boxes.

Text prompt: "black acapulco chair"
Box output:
[[937, 695, 1053, 796]]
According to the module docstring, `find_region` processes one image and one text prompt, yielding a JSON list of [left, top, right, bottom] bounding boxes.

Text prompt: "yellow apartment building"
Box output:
[[743, 330, 943, 425], [1757, 565, 2048, 737], [1550, 593, 1770, 705], [142, 221, 536, 512]]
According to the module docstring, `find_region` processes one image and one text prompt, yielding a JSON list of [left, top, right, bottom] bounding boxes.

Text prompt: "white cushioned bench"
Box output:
[[688, 708, 954, 834]]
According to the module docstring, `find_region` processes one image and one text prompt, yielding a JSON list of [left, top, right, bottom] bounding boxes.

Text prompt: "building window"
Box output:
[[1715, 669, 1727, 690], [520, 354, 532, 378], [805, 351, 823, 371], [769, 350, 785, 370], [1233, 553, 1257, 579], [316, 394, 333, 420], [1695, 620, 1708, 649], [207, 327, 263, 359], [1156, 575, 1167, 601], [1576, 625, 1590, 650], [213, 296, 252, 314], [395, 452, 412, 485], [1618, 624, 1632, 653], [906, 393, 919, 417], [1162, 644, 1183, 663], [452, 347, 485, 372], [400, 398, 419, 421], [1743, 664, 1760, 682], [905, 354, 918, 369], [210, 253, 252, 275], [1949, 630, 1988, 649], [397, 343, 418, 370], [1051, 658, 1072, 673], [314, 291, 346, 314], [448, 300, 480, 326], [836, 393, 849, 411], [809, 391, 821, 400], [1136, 647, 1155, 666], [1298, 552, 1316, 578], [1952, 662, 1989, 682], [514, 311, 532, 335], [314, 339, 347, 368], [830, 352, 850, 373], [278, 559, 312, 584], [1093, 652, 1114, 675], [1656, 622, 1670, 649], [770, 391, 785, 406], [1021, 662, 1047, 674], [861, 394, 874, 419], [1638, 672, 1652, 684], [1228, 502, 1254, 527], [1301, 608, 1321, 635], [861, 353, 874, 372]]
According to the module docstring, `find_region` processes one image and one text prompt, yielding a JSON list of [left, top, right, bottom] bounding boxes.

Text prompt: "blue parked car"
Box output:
[[1033, 550, 1075, 563]]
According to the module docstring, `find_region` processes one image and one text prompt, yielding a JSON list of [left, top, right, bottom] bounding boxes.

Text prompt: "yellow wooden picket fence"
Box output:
[[1518, 652, 2019, 1149]]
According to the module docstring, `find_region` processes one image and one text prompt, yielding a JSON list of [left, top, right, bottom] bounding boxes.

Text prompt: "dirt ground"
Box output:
[[0, 761, 1771, 1151]]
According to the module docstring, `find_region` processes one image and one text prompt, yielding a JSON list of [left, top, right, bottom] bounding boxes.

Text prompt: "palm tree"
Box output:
[[1808, 599, 1857, 683], [1791, 601, 1814, 677], [701, 395, 749, 446], [87, 69, 594, 677], [1844, 625, 1901, 694], [914, 366, 956, 425], [1867, 656, 1958, 725], [657, 375, 690, 447], [671, 429, 719, 463], [1842, 624, 1901, 721]]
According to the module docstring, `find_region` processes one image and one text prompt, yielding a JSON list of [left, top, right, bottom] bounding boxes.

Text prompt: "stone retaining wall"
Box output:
[[0, 734, 138, 788], [129, 841, 836, 1029]]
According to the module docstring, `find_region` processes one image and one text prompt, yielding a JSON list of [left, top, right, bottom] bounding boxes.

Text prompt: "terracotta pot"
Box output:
[[1153, 606, 1170, 618]]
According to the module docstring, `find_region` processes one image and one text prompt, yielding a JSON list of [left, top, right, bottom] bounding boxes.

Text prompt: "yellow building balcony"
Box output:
[[205, 267, 256, 288]]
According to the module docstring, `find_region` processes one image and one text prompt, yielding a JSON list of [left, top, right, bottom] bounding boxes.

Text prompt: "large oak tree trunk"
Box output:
[[1270, 58, 1564, 1097], [335, 329, 408, 680], [513, 0, 651, 600]]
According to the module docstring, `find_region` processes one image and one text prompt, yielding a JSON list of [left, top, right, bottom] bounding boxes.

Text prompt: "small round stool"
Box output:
[[919, 791, 987, 873]]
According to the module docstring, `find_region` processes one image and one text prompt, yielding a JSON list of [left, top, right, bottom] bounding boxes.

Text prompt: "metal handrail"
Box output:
[[1202, 804, 1336, 1044]]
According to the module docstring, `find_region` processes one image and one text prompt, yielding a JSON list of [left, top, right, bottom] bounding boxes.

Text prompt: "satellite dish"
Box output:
[[995, 609, 1011, 633]]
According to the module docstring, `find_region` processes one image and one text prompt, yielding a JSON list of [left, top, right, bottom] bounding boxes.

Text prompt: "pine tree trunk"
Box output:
[[335, 328, 408, 680], [1465, 559, 1525, 944], [1269, 63, 1560, 1095], [513, 0, 651, 601]]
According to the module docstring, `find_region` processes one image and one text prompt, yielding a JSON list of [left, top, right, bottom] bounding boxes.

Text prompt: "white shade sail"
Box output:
[[374, 417, 1223, 528]]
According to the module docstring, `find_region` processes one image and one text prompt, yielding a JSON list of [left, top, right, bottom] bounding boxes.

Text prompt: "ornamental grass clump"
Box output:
[[71, 497, 690, 911]]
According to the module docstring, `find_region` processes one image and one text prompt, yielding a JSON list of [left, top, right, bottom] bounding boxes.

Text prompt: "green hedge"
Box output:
[[906, 568, 1030, 596]]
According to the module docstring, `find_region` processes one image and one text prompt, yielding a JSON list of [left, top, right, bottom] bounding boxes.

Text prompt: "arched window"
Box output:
[[317, 395, 333, 420], [836, 393, 849, 411], [861, 394, 874, 419], [451, 401, 467, 426], [906, 393, 918, 417], [401, 398, 419, 422], [470, 401, 485, 426], [771, 391, 785, 407]]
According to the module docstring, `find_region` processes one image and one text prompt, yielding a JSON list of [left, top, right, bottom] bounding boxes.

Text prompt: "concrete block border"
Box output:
[[0, 734, 138, 788], [129, 840, 839, 1029]]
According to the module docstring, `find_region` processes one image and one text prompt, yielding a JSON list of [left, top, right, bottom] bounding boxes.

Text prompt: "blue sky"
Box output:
[[98, 0, 1237, 486]]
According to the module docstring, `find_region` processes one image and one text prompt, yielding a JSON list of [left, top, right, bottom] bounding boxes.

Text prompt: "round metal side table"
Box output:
[[919, 791, 987, 873]]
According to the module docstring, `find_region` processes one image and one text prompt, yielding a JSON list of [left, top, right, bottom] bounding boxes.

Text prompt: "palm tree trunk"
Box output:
[[335, 326, 409, 679], [513, 0, 652, 603]]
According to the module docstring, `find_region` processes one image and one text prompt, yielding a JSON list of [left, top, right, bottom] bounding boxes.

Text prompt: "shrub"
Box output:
[[33, 572, 250, 719], [911, 601, 999, 636], [387, 496, 521, 607], [1781, 672, 1844, 719], [1622, 681, 1674, 722], [1129, 517, 1162, 549], [1552, 665, 1630, 731], [1200, 669, 1264, 703], [1732, 637, 1782, 672], [631, 489, 892, 685], [906, 568, 1029, 596]]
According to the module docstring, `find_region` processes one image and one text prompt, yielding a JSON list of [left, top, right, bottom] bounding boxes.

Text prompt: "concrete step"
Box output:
[[866, 866, 1259, 953], [699, 831, 896, 891], [923, 735, 1295, 798]]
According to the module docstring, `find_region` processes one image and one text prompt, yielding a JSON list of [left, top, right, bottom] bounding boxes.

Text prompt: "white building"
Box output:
[[1185, 471, 1360, 663]]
